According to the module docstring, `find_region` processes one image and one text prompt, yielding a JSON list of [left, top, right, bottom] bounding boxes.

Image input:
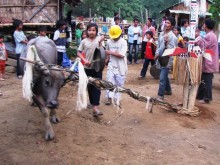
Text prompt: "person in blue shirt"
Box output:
[[13, 19, 28, 79]]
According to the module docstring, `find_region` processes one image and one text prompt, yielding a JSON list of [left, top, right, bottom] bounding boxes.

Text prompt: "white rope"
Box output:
[[145, 96, 151, 111], [22, 45, 40, 102], [76, 58, 88, 111], [112, 87, 121, 113]]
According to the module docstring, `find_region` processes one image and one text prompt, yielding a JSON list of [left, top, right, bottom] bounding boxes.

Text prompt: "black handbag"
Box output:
[[158, 42, 169, 67], [158, 55, 170, 67]]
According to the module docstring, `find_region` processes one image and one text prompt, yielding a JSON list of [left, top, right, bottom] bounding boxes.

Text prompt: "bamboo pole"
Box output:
[[0, 4, 58, 7], [0, 23, 55, 26]]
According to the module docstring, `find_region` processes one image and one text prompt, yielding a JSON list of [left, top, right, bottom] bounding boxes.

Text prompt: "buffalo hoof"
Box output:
[[50, 116, 60, 124], [45, 129, 55, 141]]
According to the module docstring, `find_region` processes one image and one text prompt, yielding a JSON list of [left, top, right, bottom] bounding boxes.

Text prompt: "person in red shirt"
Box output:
[[141, 18, 156, 62], [139, 31, 156, 79], [0, 33, 7, 81]]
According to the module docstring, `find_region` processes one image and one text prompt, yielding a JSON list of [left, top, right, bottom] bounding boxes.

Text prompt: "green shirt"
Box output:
[[75, 29, 82, 39]]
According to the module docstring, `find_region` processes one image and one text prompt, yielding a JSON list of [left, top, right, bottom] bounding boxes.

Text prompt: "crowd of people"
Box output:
[[0, 15, 219, 116]]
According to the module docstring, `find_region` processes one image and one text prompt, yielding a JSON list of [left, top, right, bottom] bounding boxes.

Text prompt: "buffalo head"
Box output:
[[32, 67, 65, 109]]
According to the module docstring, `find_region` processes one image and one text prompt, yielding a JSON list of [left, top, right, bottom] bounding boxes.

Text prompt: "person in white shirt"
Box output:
[[105, 25, 128, 105], [128, 18, 142, 64]]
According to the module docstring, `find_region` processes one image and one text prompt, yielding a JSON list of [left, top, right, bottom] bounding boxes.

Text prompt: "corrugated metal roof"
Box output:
[[169, 9, 212, 16], [160, 0, 213, 13]]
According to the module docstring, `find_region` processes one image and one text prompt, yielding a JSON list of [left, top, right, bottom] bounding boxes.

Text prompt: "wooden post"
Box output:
[[182, 0, 200, 111], [183, 69, 199, 110]]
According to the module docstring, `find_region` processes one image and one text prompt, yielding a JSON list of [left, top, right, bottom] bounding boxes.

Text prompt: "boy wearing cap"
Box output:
[[105, 25, 128, 105]]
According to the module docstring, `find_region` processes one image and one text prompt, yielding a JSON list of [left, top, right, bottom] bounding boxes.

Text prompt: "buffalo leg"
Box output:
[[50, 109, 60, 124], [33, 96, 55, 140]]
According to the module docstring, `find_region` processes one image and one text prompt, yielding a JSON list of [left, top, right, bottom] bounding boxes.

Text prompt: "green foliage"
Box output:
[[72, 0, 179, 22], [66, 43, 78, 60], [209, 0, 220, 24]]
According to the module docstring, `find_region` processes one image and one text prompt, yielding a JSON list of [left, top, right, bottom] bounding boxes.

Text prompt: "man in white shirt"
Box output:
[[128, 18, 142, 64], [105, 25, 128, 105]]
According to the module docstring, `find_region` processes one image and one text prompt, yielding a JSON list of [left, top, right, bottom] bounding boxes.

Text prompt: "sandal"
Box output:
[[138, 76, 144, 79], [93, 110, 103, 116]]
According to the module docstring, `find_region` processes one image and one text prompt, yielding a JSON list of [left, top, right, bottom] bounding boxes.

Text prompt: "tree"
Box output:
[[71, 0, 179, 22], [209, 0, 220, 24]]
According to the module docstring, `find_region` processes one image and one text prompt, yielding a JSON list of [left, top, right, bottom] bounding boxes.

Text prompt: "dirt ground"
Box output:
[[0, 62, 220, 165]]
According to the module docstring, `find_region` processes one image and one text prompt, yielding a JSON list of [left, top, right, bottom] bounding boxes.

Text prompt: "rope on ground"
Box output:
[[87, 77, 200, 116], [20, 57, 201, 117]]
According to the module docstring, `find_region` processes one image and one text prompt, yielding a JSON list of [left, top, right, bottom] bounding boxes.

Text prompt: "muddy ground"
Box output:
[[0, 63, 220, 165]]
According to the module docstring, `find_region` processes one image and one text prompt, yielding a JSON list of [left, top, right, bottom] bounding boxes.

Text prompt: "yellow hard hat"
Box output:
[[109, 25, 122, 39]]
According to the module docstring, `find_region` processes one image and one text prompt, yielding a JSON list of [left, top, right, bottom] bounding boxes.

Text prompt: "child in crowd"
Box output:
[[183, 36, 189, 48], [75, 22, 84, 46], [53, 20, 67, 65], [172, 26, 184, 79], [0, 33, 7, 81], [195, 26, 205, 50], [173, 26, 184, 48], [81, 30, 87, 40], [80, 30, 87, 65], [77, 23, 105, 116], [38, 26, 48, 38], [139, 31, 156, 79], [105, 25, 128, 105], [13, 19, 28, 79], [114, 17, 124, 33]]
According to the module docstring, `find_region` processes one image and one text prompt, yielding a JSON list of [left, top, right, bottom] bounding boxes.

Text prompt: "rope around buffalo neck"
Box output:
[[22, 45, 41, 102]]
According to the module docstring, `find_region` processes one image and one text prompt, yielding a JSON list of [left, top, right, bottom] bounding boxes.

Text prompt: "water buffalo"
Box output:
[[21, 37, 66, 140]]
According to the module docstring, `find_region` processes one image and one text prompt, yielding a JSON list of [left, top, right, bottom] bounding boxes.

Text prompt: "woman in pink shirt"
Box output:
[[197, 19, 219, 104]]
